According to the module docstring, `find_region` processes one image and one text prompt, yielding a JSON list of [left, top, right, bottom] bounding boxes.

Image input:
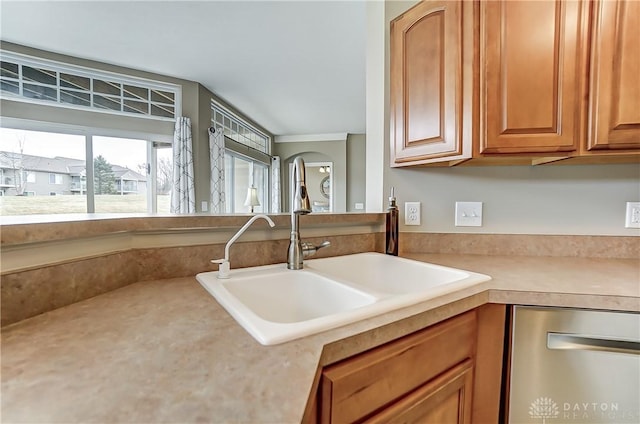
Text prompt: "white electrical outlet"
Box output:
[[355, 202, 364, 210], [201, 201, 209, 212], [625, 202, 640, 228], [405, 201, 421, 226], [455, 201, 483, 227]]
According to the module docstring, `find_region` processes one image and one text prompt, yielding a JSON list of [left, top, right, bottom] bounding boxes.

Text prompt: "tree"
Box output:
[[157, 156, 173, 194], [8, 133, 27, 195], [94, 155, 116, 195]]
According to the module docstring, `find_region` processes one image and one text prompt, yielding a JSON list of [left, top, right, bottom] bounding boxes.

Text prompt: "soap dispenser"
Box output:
[[386, 187, 399, 256]]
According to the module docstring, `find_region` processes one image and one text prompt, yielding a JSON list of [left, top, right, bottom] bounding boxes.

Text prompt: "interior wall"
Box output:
[[373, 1, 640, 236], [274, 139, 347, 212], [347, 133, 366, 212]]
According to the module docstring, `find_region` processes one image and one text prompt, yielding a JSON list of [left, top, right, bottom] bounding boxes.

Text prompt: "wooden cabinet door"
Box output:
[[587, 0, 640, 151], [390, 0, 474, 166], [480, 0, 589, 154], [320, 311, 476, 423], [365, 360, 474, 424]]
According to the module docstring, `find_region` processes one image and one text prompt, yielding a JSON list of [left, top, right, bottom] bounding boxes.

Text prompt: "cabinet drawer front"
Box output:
[[321, 311, 476, 423]]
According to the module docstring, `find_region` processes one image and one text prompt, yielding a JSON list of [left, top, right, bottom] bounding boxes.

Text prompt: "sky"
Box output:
[[0, 127, 150, 171]]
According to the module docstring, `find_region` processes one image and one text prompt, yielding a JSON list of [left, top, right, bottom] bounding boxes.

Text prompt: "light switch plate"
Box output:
[[455, 201, 483, 227], [625, 202, 640, 228]]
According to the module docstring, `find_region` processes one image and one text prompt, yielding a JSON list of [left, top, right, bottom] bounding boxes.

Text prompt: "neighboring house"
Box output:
[[0, 151, 146, 196]]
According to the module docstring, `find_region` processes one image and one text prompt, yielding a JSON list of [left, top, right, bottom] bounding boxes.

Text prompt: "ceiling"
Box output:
[[0, 0, 367, 137]]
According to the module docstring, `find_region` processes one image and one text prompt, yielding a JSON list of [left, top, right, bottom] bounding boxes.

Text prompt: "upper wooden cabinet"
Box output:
[[390, 0, 474, 166], [480, 0, 589, 154], [587, 0, 640, 151], [390, 0, 639, 166]]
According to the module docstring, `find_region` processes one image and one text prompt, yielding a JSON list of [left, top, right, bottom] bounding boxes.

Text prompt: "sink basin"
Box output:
[[196, 253, 491, 345], [217, 267, 375, 323], [305, 252, 480, 295], [197, 264, 378, 345]]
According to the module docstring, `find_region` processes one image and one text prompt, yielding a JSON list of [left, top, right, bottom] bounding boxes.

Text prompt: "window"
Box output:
[[48, 173, 63, 184], [224, 153, 269, 214], [92, 136, 148, 213], [212, 100, 270, 154], [154, 143, 172, 214], [212, 100, 272, 213], [0, 127, 169, 216], [1, 51, 180, 120]]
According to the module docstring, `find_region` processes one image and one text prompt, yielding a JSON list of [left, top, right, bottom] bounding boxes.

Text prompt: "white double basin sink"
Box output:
[[196, 252, 491, 345]]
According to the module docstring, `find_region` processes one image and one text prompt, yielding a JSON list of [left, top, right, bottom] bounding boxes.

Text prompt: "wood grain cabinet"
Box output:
[[479, 0, 589, 155], [390, 0, 639, 166], [586, 0, 640, 152], [316, 305, 505, 423], [390, 0, 474, 166]]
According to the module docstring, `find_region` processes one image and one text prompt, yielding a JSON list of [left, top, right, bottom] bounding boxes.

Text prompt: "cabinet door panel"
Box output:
[[391, 0, 472, 165], [588, 0, 640, 150], [366, 360, 474, 424], [481, 0, 588, 154], [320, 312, 476, 423]]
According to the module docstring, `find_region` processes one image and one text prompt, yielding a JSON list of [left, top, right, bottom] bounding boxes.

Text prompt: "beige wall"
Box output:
[[347, 133, 366, 212], [274, 139, 346, 212], [367, 1, 640, 236]]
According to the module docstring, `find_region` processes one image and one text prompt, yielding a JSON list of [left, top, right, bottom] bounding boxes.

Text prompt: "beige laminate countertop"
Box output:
[[2, 254, 639, 423]]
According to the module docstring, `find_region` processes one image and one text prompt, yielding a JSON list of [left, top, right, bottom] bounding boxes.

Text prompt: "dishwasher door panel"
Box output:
[[509, 306, 640, 423]]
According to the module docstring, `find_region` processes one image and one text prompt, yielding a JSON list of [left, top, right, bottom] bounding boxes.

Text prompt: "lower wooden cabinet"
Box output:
[[315, 304, 505, 424], [367, 359, 474, 424]]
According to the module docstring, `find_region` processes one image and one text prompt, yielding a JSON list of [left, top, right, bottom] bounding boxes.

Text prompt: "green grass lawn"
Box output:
[[0, 194, 171, 215]]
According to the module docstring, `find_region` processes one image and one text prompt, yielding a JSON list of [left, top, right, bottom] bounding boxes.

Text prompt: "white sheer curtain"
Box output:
[[271, 155, 281, 213], [209, 126, 226, 213], [170, 117, 196, 214]]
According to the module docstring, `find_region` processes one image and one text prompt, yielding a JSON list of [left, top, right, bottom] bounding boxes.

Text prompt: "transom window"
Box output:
[[0, 51, 180, 120], [212, 100, 270, 154]]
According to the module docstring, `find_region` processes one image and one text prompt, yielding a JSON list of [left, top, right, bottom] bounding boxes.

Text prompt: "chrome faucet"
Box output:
[[212, 214, 275, 279], [287, 156, 330, 269]]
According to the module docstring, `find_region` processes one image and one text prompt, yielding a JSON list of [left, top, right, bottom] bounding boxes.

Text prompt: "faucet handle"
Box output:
[[301, 241, 331, 258], [211, 259, 230, 279]]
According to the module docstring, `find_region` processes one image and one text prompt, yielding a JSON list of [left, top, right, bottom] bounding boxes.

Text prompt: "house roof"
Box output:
[[0, 152, 147, 181]]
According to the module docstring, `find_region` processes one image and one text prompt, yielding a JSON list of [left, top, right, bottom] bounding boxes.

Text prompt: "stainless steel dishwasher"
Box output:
[[508, 306, 640, 423]]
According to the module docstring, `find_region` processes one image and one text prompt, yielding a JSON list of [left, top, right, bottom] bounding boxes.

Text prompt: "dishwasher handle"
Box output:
[[547, 332, 640, 355]]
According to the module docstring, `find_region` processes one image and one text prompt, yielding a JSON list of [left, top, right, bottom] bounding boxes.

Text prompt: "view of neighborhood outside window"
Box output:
[[155, 144, 172, 214], [0, 128, 172, 215], [0, 128, 87, 214], [92, 136, 148, 213]]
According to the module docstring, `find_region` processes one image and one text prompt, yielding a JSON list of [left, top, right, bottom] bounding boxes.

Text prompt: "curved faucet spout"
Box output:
[[291, 156, 311, 215], [287, 156, 329, 270], [213, 214, 275, 279]]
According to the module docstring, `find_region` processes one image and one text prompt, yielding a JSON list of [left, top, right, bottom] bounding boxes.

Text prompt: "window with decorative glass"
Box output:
[[0, 51, 180, 120], [212, 100, 272, 213]]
